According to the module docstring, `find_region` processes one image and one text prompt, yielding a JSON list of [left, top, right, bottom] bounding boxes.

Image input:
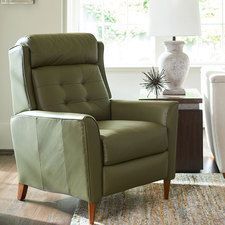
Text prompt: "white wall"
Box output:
[[0, 0, 202, 149], [106, 67, 201, 100], [0, 0, 62, 149]]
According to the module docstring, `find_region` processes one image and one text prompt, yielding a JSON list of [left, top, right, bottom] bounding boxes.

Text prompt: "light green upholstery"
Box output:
[[16, 33, 99, 67], [98, 120, 168, 166], [32, 65, 110, 120], [110, 100, 179, 179], [103, 152, 168, 195], [11, 111, 102, 203], [9, 33, 178, 204]]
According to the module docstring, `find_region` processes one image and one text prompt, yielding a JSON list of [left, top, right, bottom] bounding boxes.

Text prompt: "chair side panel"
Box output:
[[9, 45, 36, 114]]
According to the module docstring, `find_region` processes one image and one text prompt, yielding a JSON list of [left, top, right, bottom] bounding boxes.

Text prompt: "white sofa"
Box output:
[[201, 67, 225, 178]]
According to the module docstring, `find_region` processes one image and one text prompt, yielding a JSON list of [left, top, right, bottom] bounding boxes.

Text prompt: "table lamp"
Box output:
[[149, 0, 201, 95]]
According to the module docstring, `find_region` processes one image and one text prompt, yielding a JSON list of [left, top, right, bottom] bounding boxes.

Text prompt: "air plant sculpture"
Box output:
[[141, 67, 167, 98]]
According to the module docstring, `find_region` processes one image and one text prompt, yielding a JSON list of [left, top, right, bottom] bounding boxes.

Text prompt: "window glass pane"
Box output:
[[81, 0, 103, 24], [126, 25, 154, 66], [127, 0, 149, 25], [179, 0, 224, 64], [181, 25, 223, 63], [103, 24, 127, 66], [223, 0, 225, 23], [199, 0, 222, 24], [79, 0, 154, 66], [103, 0, 127, 25], [80, 0, 103, 37]]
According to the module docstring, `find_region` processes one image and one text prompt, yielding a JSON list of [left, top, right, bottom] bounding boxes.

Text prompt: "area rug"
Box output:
[[70, 174, 225, 225]]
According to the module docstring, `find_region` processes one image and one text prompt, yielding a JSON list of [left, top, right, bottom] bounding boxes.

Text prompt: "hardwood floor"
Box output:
[[0, 156, 77, 225], [0, 130, 220, 225]]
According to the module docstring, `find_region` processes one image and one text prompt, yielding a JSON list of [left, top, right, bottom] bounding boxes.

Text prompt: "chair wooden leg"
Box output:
[[164, 180, 170, 200], [223, 173, 225, 179], [88, 202, 96, 225], [17, 183, 28, 201]]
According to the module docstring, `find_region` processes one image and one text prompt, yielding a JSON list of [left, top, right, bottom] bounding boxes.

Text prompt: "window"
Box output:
[[181, 0, 225, 64], [68, 0, 154, 67], [68, 0, 225, 67]]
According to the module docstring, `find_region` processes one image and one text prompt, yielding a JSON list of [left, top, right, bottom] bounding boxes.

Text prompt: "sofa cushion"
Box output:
[[98, 120, 168, 166]]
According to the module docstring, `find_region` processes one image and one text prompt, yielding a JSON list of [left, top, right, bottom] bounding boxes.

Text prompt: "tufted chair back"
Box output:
[[9, 33, 111, 120]]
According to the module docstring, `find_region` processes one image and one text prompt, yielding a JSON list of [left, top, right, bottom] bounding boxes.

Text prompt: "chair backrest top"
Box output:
[[9, 33, 111, 120], [16, 33, 98, 68]]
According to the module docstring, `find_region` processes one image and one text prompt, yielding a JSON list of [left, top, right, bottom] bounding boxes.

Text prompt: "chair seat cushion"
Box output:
[[98, 120, 168, 166]]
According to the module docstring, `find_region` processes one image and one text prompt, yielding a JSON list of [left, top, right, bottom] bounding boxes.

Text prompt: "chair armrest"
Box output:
[[111, 100, 179, 179], [11, 110, 103, 203], [111, 100, 178, 126]]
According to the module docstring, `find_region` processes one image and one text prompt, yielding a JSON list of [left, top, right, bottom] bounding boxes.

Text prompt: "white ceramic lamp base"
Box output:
[[158, 41, 190, 95]]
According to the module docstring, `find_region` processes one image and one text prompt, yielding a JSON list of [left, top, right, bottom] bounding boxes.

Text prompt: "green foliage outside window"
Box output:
[[83, 0, 149, 41]]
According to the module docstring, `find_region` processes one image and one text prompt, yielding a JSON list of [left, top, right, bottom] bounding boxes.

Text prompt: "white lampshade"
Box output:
[[149, 0, 201, 36]]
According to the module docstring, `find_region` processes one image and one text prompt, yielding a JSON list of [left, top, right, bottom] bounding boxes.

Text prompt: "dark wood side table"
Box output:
[[139, 88, 203, 172]]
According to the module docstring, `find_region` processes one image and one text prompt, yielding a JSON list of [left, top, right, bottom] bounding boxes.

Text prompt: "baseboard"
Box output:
[[0, 149, 14, 155]]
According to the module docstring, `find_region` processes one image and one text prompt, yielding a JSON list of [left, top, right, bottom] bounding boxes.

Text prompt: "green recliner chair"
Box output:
[[9, 33, 178, 225]]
